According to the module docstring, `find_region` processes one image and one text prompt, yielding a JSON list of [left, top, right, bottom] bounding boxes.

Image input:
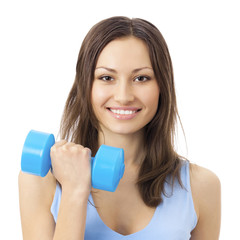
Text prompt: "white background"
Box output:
[[0, 0, 239, 239]]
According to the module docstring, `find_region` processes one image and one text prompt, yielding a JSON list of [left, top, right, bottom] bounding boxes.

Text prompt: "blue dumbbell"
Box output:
[[21, 130, 125, 192]]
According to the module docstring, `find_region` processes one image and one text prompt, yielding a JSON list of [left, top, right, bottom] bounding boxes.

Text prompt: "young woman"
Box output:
[[19, 16, 221, 240]]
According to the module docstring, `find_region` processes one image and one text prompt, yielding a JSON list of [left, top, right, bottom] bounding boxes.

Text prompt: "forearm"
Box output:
[[53, 187, 89, 240]]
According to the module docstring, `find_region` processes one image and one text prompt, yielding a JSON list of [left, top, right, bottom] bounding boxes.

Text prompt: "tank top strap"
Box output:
[[50, 182, 62, 223], [180, 160, 191, 191]]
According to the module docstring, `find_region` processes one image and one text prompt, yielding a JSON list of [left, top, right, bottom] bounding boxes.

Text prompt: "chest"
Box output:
[[91, 188, 156, 236]]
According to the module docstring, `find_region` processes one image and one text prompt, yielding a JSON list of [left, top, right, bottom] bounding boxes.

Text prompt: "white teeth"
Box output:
[[110, 109, 137, 115]]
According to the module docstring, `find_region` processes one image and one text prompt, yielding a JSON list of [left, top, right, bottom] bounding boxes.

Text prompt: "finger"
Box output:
[[53, 140, 68, 148], [83, 147, 92, 157], [64, 142, 77, 147], [51, 140, 68, 153], [61, 142, 80, 151]]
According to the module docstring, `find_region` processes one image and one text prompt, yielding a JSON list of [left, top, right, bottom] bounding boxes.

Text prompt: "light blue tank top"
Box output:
[[51, 161, 197, 239]]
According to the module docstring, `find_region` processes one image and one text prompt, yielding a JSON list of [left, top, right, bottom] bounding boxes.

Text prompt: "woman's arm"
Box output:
[[50, 141, 91, 240], [190, 164, 221, 240], [18, 171, 56, 240], [19, 171, 89, 240], [52, 186, 88, 240], [19, 141, 92, 240]]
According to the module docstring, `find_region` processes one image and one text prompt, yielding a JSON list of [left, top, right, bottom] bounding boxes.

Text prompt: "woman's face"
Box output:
[[91, 36, 160, 136]]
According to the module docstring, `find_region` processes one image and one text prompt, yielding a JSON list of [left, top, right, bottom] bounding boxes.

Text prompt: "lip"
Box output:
[[106, 107, 141, 120], [108, 107, 141, 111]]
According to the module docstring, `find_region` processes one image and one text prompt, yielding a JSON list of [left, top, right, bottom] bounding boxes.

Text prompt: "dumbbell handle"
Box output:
[[21, 130, 125, 192]]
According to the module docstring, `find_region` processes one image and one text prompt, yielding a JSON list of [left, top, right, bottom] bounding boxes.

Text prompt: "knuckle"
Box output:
[[83, 147, 91, 155], [58, 140, 68, 145], [82, 147, 91, 157], [62, 144, 68, 151], [50, 145, 56, 155], [74, 144, 84, 151]]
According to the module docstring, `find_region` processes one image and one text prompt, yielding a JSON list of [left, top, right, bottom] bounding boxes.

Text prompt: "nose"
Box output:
[[114, 80, 134, 104]]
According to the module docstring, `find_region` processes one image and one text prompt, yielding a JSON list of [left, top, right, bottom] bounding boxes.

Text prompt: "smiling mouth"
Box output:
[[106, 108, 142, 119], [109, 109, 140, 115]]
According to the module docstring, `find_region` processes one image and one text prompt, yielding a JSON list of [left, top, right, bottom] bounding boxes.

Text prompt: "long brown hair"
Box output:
[[60, 16, 184, 207]]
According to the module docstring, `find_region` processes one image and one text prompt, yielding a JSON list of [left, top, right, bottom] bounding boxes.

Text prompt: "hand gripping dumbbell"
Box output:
[[21, 130, 125, 192]]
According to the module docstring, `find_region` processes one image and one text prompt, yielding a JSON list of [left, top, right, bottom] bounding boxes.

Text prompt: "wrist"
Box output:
[[61, 184, 90, 202]]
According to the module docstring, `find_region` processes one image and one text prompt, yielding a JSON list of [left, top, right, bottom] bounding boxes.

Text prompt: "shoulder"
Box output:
[[189, 163, 221, 189], [18, 170, 56, 239], [189, 163, 221, 201], [189, 163, 221, 239], [189, 163, 221, 215]]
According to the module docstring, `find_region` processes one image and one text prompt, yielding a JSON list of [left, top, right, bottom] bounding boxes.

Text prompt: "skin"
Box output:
[[19, 36, 221, 239]]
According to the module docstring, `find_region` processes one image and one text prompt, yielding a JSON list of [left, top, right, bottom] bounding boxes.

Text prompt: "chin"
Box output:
[[107, 126, 144, 136]]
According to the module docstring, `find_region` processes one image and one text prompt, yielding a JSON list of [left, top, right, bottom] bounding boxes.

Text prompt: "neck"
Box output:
[[97, 129, 145, 167]]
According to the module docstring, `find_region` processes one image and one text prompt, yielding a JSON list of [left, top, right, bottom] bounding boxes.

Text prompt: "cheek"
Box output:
[[91, 83, 108, 112], [91, 84, 100, 115], [141, 87, 160, 112]]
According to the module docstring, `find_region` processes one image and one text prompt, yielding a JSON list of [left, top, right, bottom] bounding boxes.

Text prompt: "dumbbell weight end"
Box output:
[[21, 130, 55, 177], [91, 145, 125, 192]]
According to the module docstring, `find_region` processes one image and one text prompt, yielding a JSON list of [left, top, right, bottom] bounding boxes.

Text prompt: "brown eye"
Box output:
[[99, 76, 114, 81], [135, 76, 151, 82]]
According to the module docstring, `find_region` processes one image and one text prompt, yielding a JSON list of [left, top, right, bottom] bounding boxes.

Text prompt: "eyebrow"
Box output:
[[95, 67, 153, 74]]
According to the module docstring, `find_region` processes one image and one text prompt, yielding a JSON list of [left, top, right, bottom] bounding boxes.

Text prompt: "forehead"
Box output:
[[96, 37, 152, 70]]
